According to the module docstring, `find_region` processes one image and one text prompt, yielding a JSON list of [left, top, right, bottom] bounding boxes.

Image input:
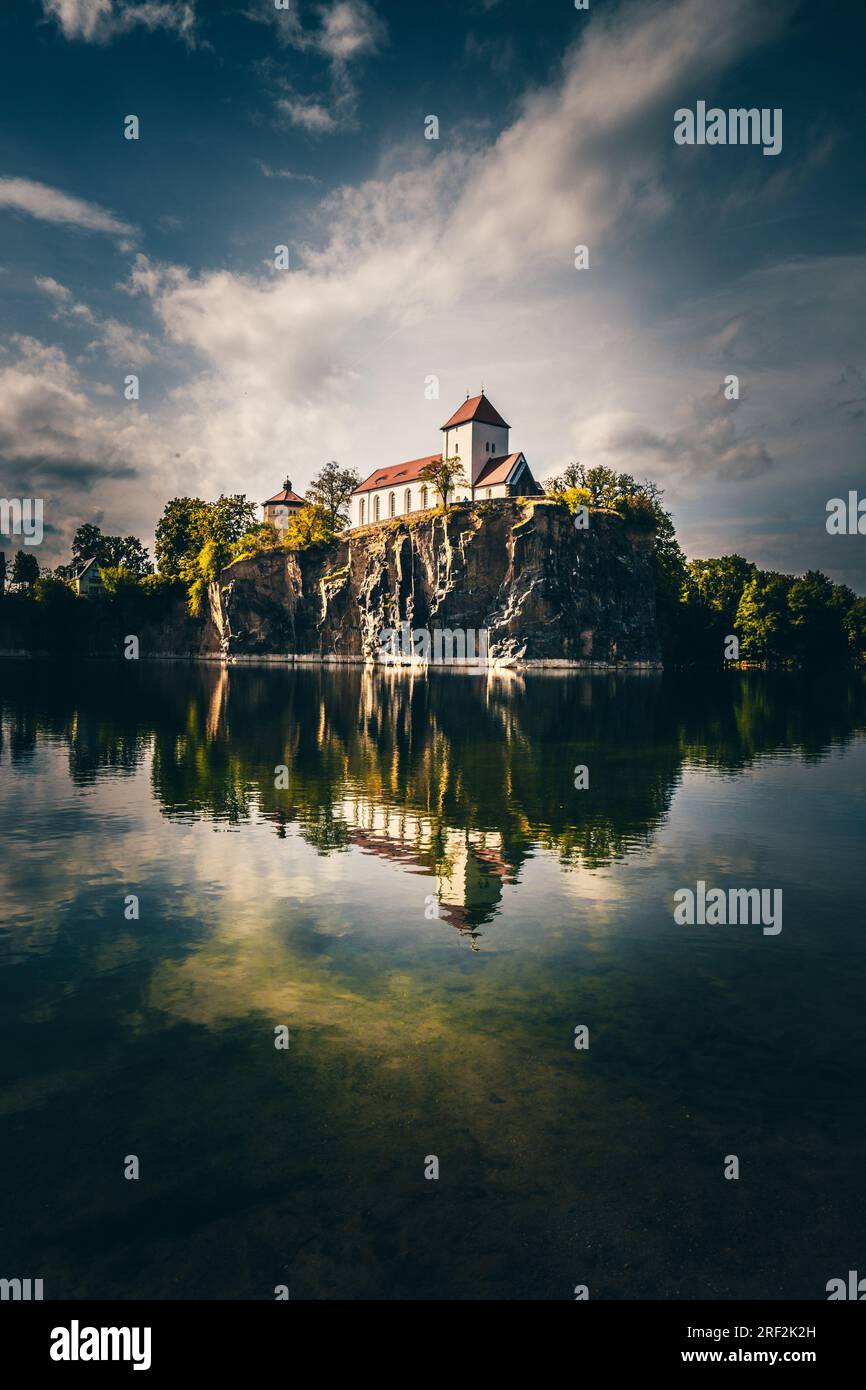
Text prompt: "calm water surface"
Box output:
[[1, 661, 865, 1299]]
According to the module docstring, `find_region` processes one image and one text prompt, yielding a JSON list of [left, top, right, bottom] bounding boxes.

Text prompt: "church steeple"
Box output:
[[440, 391, 510, 485]]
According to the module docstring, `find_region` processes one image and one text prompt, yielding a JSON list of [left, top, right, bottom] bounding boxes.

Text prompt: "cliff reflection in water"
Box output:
[[3, 660, 865, 946]]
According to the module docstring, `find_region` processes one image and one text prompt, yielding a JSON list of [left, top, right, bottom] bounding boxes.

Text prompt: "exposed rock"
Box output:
[[212, 499, 661, 667]]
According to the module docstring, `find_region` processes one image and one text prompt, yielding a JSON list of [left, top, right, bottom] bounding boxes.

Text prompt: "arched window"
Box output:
[[374, 495, 380, 521], [486, 489, 492, 499], [389, 492, 396, 517], [404, 489, 412, 513], [359, 498, 365, 526], [420, 486, 428, 509]]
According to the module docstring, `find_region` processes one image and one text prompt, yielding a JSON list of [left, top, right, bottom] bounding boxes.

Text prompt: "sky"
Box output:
[[0, 0, 864, 586]]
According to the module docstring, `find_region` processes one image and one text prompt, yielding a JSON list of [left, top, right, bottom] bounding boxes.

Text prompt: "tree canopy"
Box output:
[[305, 461, 360, 531], [419, 455, 468, 510], [11, 550, 39, 587], [71, 523, 152, 578]]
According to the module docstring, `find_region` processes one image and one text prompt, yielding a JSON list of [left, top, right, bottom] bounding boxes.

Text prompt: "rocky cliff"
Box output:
[[211, 499, 661, 667]]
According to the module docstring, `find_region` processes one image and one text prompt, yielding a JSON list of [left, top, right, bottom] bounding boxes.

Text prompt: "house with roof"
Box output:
[[262, 478, 306, 532], [350, 391, 542, 529], [74, 556, 105, 597]]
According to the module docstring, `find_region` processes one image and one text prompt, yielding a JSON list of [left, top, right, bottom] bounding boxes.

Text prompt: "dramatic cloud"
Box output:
[[121, 0, 790, 480], [580, 395, 773, 484], [0, 337, 138, 483], [40, 0, 196, 45], [14, 0, 859, 590], [0, 177, 136, 242]]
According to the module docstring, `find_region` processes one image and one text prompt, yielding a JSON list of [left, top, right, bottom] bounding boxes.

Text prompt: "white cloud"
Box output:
[[40, 0, 196, 45], [19, 0, 858, 590], [262, 0, 387, 133], [264, 0, 385, 61], [0, 177, 136, 242], [273, 94, 340, 134], [33, 275, 72, 303], [34, 275, 155, 363], [256, 161, 320, 184], [317, 0, 385, 64], [122, 0, 790, 474]]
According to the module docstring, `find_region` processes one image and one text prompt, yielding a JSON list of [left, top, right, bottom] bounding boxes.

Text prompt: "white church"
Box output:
[[349, 391, 542, 530]]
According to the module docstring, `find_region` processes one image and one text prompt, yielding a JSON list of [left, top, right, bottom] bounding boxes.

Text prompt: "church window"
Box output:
[[404, 489, 412, 513], [389, 492, 396, 517], [421, 486, 428, 509], [359, 498, 365, 526], [374, 495, 380, 521]]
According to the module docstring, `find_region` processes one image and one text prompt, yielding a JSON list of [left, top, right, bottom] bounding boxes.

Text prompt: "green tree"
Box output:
[[101, 535, 152, 577], [284, 504, 335, 550], [419, 454, 468, 511], [306, 461, 360, 531], [230, 522, 281, 561], [11, 550, 39, 588], [70, 523, 152, 577], [844, 596, 866, 663], [99, 563, 140, 597], [203, 495, 258, 563], [71, 523, 105, 567], [787, 570, 848, 666], [736, 572, 794, 663], [33, 573, 77, 606], [543, 462, 584, 495], [688, 555, 757, 629], [155, 497, 208, 577], [157, 494, 258, 606]]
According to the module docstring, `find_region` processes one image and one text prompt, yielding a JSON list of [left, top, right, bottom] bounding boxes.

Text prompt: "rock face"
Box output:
[[211, 499, 661, 666]]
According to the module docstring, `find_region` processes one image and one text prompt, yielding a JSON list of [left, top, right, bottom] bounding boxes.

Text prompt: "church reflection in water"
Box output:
[[341, 796, 512, 945]]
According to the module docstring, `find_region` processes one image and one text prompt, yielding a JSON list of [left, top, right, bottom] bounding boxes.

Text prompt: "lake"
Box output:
[[1, 659, 864, 1300]]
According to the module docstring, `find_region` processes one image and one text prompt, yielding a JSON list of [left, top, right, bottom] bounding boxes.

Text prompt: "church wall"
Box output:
[[353, 483, 443, 529]]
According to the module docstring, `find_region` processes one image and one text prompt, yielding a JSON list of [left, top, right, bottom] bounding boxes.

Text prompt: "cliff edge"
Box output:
[[211, 499, 661, 667]]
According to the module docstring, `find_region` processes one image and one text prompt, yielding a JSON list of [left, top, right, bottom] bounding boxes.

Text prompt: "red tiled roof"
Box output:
[[474, 452, 523, 487], [352, 454, 441, 495], [441, 392, 509, 431], [264, 485, 305, 505]]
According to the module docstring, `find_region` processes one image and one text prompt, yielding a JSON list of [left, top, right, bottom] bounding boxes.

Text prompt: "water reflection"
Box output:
[[3, 661, 865, 945], [1, 661, 866, 1299]]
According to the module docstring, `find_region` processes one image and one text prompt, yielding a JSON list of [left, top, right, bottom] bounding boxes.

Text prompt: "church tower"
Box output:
[[440, 391, 510, 487]]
